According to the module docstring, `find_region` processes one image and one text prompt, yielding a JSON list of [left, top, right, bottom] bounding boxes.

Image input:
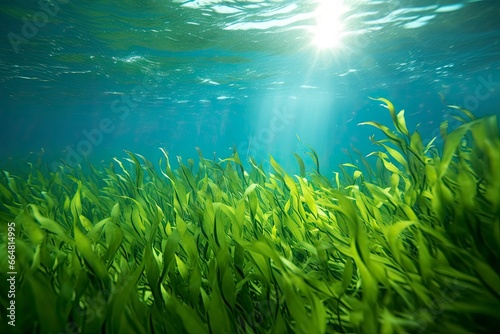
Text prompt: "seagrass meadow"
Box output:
[[1, 99, 499, 334]]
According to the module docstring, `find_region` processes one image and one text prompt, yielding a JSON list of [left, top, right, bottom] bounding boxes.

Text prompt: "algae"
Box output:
[[0, 98, 499, 333]]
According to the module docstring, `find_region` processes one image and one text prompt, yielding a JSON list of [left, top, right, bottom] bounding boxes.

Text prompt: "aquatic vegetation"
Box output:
[[1, 99, 499, 333]]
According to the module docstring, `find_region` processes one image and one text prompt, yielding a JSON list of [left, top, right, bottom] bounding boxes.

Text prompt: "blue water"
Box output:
[[1, 0, 500, 175]]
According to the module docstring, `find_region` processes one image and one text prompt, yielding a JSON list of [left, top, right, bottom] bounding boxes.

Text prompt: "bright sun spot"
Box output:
[[312, 0, 347, 49]]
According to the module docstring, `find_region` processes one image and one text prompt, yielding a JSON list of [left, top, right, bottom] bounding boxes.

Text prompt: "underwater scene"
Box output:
[[1, 0, 500, 333]]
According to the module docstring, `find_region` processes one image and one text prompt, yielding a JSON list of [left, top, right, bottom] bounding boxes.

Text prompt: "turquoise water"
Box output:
[[1, 0, 499, 173]]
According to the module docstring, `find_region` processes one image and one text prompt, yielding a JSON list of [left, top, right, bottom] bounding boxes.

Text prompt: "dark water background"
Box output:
[[1, 0, 500, 175]]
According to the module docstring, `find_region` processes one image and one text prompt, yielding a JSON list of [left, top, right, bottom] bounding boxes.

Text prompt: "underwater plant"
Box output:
[[0, 98, 499, 333]]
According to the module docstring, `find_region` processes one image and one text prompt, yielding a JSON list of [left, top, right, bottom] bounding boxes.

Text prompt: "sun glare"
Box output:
[[312, 0, 347, 49]]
